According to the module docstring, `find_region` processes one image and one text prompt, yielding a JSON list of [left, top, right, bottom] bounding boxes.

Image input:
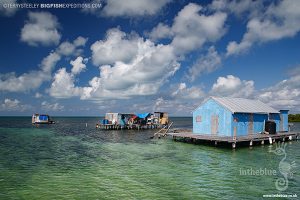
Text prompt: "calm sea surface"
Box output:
[[0, 117, 299, 200]]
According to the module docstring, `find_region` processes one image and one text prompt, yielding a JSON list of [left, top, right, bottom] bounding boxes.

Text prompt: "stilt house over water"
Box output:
[[32, 114, 55, 124], [98, 112, 169, 130], [192, 97, 289, 136]]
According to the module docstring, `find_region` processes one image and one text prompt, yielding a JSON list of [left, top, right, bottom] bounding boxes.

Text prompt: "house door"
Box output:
[[211, 115, 218, 135], [248, 113, 253, 135], [280, 114, 283, 131]]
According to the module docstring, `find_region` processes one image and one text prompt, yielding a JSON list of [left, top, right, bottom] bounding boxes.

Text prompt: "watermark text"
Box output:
[[239, 167, 277, 176], [1, 2, 102, 9]]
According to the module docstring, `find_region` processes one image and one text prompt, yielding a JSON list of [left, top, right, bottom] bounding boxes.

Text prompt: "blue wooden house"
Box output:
[[192, 97, 289, 136]]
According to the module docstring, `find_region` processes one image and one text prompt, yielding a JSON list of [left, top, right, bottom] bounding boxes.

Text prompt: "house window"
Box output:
[[196, 115, 202, 122]]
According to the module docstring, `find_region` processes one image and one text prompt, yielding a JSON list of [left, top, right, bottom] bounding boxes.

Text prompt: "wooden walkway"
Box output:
[[166, 132, 300, 148]]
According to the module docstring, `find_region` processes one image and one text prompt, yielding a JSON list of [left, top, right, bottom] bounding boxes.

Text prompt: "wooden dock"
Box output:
[[166, 132, 300, 149]]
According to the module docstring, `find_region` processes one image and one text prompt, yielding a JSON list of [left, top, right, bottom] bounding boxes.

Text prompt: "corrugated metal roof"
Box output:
[[211, 97, 279, 114]]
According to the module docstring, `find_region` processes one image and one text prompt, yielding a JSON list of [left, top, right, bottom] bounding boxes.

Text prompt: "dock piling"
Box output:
[[232, 143, 236, 149], [269, 137, 272, 144]]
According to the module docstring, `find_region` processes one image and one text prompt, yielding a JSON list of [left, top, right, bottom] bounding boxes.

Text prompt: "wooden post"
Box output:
[[249, 140, 253, 147], [269, 137, 272, 144], [234, 127, 237, 141], [261, 140, 264, 145]]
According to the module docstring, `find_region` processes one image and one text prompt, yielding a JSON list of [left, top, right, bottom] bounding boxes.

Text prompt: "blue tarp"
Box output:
[[102, 119, 109, 124], [136, 113, 150, 119], [39, 115, 48, 121]]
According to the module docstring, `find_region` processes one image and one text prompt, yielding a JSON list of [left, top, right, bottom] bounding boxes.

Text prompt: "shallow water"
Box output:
[[0, 117, 299, 199]]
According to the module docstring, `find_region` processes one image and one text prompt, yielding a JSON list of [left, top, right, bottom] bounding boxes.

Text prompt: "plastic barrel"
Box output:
[[265, 121, 276, 134]]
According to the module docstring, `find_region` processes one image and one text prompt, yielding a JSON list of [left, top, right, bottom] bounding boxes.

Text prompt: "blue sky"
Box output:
[[0, 0, 300, 116]]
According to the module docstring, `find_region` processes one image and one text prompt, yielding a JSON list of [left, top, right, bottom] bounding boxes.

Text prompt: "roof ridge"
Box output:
[[210, 96, 279, 114]]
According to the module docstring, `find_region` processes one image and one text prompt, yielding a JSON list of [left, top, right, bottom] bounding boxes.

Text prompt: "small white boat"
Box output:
[[32, 114, 55, 124]]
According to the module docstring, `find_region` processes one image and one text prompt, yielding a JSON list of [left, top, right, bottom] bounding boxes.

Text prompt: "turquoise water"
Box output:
[[0, 117, 299, 199]]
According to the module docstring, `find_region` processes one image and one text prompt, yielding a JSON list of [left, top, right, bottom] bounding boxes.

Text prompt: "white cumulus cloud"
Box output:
[[186, 46, 221, 82], [102, 0, 171, 17], [35, 92, 43, 98], [258, 67, 300, 111], [57, 36, 88, 56], [150, 3, 227, 54], [81, 28, 180, 100], [226, 0, 300, 56], [49, 57, 87, 98], [0, 98, 31, 111], [91, 28, 139, 65], [152, 97, 198, 115], [0, 71, 49, 92], [40, 52, 61, 73], [210, 75, 254, 98], [71, 56, 87, 75], [49, 68, 78, 98], [21, 11, 61, 46], [0, 36, 87, 93], [83, 0, 170, 18], [148, 23, 173, 41], [171, 83, 205, 100], [210, 0, 262, 18], [41, 101, 64, 111], [0, 52, 61, 92], [171, 3, 227, 54]]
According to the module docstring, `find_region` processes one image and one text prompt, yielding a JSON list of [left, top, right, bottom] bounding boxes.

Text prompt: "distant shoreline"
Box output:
[[289, 114, 300, 122]]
